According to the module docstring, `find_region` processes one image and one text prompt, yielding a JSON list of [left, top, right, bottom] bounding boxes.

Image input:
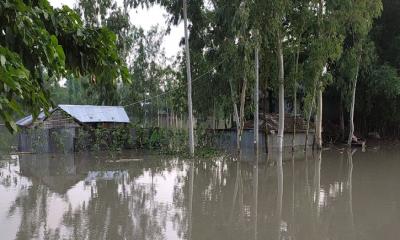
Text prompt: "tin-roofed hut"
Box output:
[[17, 105, 131, 153], [213, 114, 315, 153]]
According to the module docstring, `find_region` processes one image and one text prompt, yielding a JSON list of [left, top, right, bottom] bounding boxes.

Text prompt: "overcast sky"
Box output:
[[49, 0, 184, 59]]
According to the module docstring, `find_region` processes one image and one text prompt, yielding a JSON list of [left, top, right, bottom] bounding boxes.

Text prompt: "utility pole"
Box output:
[[183, 0, 195, 156]]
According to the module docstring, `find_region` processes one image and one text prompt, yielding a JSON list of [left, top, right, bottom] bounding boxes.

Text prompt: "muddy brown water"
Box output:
[[0, 147, 399, 240]]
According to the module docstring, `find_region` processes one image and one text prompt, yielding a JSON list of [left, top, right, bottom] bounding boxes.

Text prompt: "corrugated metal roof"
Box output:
[[58, 105, 130, 123], [16, 111, 47, 127]]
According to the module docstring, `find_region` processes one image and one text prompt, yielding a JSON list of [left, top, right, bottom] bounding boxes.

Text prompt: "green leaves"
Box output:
[[0, 46, 49, 133], [370, 64, 400, 98], [0, 0, 128, 132]]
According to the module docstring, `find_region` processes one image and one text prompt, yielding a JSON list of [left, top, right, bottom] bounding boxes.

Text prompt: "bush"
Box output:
[[146, 127, 188, 154], [75, 126, 132, 152]]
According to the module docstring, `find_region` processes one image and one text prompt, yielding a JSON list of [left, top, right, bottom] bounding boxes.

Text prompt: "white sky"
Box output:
[[49, 0, 184, 60]]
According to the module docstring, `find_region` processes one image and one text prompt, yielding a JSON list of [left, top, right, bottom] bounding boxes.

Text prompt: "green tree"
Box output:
[[341, 0, 382, 145], [0, 0, 127, 132], [303, 0, 347, 149]]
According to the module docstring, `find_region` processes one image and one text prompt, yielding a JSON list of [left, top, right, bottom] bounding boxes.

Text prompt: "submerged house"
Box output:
[[213, 114, 315, 152], [256, 113, 315, 149], [17, 105, 130, 153]]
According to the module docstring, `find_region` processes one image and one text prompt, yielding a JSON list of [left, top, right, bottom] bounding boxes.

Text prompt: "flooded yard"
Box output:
[[0, 147, 399, 240]]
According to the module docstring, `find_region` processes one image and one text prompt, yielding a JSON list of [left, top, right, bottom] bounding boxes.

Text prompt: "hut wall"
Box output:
[[31, 128, 50, 153], [18, 128, 50, 153], [213, 130, 267, 154], [212, 130, 314, 153], [267, 132, 314, 150], [42, 109, 79, 129], [18, 129, 31, 152], [18, 109, 79, 153], [48, 128, 76, 153], [18, 127, 76, 153]]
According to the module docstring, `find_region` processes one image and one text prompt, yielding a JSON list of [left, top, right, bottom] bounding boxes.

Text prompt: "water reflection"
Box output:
[[276, 150, 283, 240], [347, 149, 356, 240], [252, 151, 258, 240], [1, 148, 400, 239], [187, 160, 194, 240]]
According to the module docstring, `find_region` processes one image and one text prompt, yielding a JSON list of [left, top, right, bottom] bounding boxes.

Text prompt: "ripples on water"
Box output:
[[0, 147, 399, 240]]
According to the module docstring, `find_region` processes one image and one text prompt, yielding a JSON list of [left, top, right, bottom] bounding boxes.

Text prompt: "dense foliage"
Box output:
[[0, 0, 128, 132], [4, 0, 400, 146]]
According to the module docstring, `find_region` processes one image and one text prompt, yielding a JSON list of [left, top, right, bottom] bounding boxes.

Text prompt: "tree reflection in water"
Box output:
[[276, 150, 283, 240], [1, 152, 188, 240], [347, 149, 356, 240], [252, 150, 259, 240], [1, 148, 399, 240]]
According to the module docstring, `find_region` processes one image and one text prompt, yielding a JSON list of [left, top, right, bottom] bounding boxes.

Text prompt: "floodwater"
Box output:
[[0, 146, 400, 240]]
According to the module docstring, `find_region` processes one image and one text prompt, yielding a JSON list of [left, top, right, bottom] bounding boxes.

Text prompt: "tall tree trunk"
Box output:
[[157, 105, 160, 128], [180, 113, 183, 129], [292, 46, 300, 151], [347, 63, 359, 146], [277, 34, 285, 152], [340, 100, 345, 141], [229, 79, 241, 151], [254, 47, 259, 149], [264, 76, 269, 153], [304, 103, 314, 151], [183, 0, 195, 156], [315, 84, 323, 149], [144, 94, 147, 128], [175, 113, 178, 128], [228, 56, 249, 151], [167, 108, 170, 128], [171, 110, 173, 128], [314, 0, 325, 150], [213, 100, 217, 130], [305, 77, 317, 151], [239, 66, 248, 142]]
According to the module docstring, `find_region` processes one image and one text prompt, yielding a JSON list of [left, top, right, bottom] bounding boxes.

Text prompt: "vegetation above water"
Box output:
[[2, 0, 400, 153], [73, 126, 221, 158], [76, 126, 132, 152]]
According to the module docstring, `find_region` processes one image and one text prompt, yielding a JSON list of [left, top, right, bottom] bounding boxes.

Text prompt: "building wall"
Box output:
[[18, 128, 45, 153], [18, 127, 76, 153], [41, 109, 79, 129], [213, 130, 315, 154], [267, 132, 314, 149], [18, 129, 31, 152], [48, 128, 76, 153]]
